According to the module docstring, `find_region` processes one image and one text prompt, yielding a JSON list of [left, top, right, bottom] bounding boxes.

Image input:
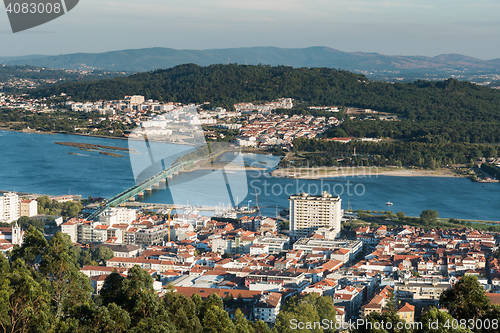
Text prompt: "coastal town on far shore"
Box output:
[[2, 92, 500, 184], [2, 92, 500, 329]]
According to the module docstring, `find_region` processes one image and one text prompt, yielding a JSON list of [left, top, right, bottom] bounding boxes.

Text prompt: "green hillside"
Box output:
[[32, 63, 500, 122]]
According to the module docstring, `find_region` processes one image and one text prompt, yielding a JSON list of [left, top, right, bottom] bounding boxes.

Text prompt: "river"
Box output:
[[0, 130, 498, 220]]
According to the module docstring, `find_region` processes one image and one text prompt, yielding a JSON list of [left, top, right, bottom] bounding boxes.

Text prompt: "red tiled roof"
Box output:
[[486, 293, 500, 306], [398, 302, 415, 313], [175, 287, 263, 300]]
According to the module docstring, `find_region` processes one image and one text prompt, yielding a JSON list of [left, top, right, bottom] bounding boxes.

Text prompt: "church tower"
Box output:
[[12, 221, 22, 245]]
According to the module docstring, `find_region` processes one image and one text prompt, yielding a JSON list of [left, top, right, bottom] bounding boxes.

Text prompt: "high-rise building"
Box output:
[[288, 191, 342, 240], [0, 192, 20, 223]]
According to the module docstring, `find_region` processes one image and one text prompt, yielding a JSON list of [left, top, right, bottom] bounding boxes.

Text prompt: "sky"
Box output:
[[1, 0, 499, 59]]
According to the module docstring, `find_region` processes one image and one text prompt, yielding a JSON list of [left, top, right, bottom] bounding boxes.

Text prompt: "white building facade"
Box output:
[[20, 199, 38, 217], [289, 191, 342, 240], [0, 192, 20, 223]]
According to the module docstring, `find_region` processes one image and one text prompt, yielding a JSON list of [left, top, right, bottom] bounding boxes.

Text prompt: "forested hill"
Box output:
[[32, 64, 500, 122]]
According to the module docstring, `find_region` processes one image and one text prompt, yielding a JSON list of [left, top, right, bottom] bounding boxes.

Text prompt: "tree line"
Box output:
[[284, 137, 499, 168], [334, 118, 500, 144], [31, 64, 500, 125]]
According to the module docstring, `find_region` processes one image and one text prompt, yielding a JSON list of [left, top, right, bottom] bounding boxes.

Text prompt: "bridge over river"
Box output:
[[87, 146, 239, 220], [87, 161, 190, 220]]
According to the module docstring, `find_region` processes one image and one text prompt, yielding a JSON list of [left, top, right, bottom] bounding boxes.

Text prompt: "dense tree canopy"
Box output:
[[285, 137, 498, 169], [420, 210, 439, 226], [32, 64, 500, 125], [440, 275, 491, 322], [37, 195, 82, 218], [273, 293, 336, 333]]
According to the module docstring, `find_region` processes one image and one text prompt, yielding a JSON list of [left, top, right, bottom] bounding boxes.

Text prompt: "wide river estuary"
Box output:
[[0, 130, 498, 221]]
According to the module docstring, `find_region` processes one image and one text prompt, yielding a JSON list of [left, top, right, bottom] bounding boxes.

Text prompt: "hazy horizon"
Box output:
[[1, 46, 499, 61], [1, 0, 499, 60]]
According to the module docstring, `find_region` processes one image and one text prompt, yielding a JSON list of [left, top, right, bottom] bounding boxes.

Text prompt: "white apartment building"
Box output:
[[99, 207, 136, 225], [289, 191, 342, 240], [61, 218, 106, 244], [253, 235, 290, 254], [253, 292, 282, 323], [129, 95, 145, 104], [61, 218, 80, 243], [235, 136, 257, 146], [0, 192, 20, 223], [250, 244, 269, 255], [141, 119, 168, 128], [293, 238, 362, 262]]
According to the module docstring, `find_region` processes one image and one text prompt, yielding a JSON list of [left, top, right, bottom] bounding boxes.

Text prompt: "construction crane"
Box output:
[[167, 205, 175, 243]]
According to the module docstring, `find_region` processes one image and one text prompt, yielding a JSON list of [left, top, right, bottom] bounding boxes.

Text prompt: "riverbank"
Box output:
[[0, 126, 128, 140], [271, 166, 462, 179], [0, 127, 58, 135], [195, 163, 266, 171]]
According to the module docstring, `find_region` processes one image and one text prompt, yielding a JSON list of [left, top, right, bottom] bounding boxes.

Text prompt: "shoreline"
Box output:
[[271, 167, 464, 179], [194, 165, 266, 171], [0, 128, 273, 150], [0, 127, 130, 140], [0, 127, 59, 135]]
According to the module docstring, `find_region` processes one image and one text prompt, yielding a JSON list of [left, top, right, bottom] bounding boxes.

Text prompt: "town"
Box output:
[[1, 91, 500, 331], [0, 94, 345, 150], [1, 188, 499, 328]]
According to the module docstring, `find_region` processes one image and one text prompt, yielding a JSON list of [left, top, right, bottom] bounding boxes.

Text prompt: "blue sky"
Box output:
[[1, 0, 499, 59]]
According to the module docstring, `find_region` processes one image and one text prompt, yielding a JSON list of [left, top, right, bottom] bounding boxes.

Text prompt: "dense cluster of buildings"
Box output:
[[83, 236, 350, 323], [67, 95, 338, 149], [341, 225, 499, 318], [234, 98, 293, 113], [55, 191, 370, 324], [0, 93, 54, 111], [52, 190, 367, 324], [0, 67, 114, 93], [1, 94, 342, 150], [1, 186, 499, 326], [233, 113, 338, 149]]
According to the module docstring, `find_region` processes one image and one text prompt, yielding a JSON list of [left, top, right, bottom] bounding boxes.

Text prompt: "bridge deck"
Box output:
[[87, 161, 189, 220], [87, 148, 232, 220]]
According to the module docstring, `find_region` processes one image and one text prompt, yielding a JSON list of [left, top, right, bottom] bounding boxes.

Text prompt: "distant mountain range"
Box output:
[[2, 46, 500, 77]]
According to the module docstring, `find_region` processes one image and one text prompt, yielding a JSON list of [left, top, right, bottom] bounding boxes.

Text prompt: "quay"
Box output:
[[119, 202, 222, 212]]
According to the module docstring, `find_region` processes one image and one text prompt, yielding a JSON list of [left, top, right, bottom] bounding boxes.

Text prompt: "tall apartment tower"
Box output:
[[0, 192, 20, 223], [288, 191, 342, 240]]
